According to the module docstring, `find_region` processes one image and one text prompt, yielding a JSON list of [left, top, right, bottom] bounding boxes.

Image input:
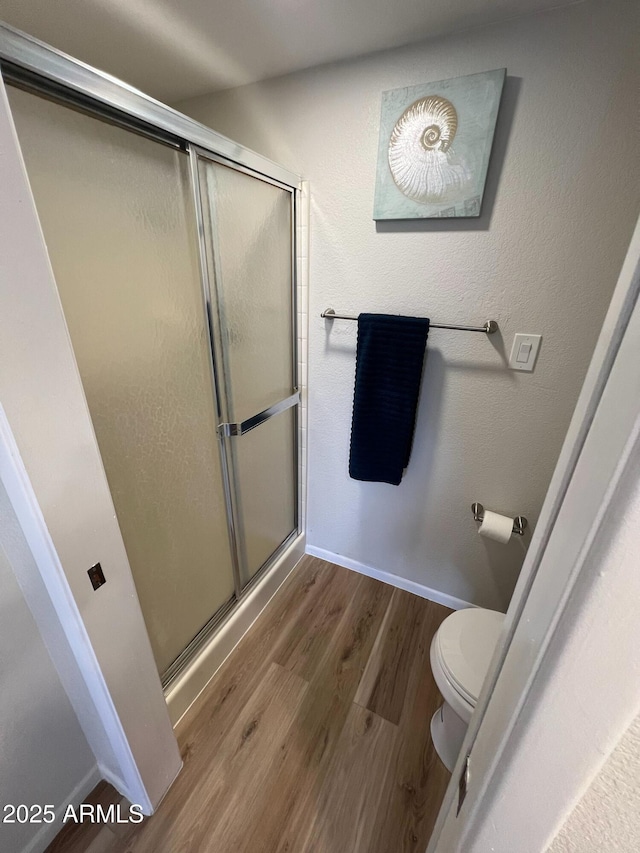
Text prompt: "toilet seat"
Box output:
[[431, 608, 505, 721], [437, 642, 477, 707]]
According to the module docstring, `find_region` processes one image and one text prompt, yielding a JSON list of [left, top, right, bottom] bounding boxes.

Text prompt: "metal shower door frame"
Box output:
[[189, 144, 300, 601], [0, 23, 300, 188]]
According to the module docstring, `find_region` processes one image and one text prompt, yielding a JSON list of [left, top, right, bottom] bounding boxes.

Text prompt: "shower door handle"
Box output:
[[218, 391, 300, 438]]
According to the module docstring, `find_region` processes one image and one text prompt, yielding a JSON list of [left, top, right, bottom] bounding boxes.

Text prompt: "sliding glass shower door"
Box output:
[[197, 156, 298, 587], [8, 87, 236, 678], [8, 86, 298, 683]]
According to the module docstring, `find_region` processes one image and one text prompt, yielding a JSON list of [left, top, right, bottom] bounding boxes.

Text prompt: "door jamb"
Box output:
[[428, 215, 640, 851]]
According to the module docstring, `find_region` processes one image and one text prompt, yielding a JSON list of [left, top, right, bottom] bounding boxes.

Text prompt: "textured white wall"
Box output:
[[548, 713, 640, 853], [179, 0, 640, 609], [0, 480, 96, 853]]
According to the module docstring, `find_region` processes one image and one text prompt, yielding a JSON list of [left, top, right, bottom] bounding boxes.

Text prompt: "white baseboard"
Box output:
[[22, 764, 101, 853], [165, 533, 306, 727], [97, 764, 139, 811], [305, 545, 476, 611]]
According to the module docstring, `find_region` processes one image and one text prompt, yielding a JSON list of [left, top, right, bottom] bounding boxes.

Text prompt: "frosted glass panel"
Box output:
[[9, 87, 235, 676], [234, 410, 297, 584], [198, 160, 294, 423]]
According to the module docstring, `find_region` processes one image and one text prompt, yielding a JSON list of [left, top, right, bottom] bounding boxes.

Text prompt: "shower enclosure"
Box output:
[[3, 34, 301, 686]]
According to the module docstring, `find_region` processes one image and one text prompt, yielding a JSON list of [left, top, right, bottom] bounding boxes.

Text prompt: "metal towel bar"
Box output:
[[321, 308, 498, 334]]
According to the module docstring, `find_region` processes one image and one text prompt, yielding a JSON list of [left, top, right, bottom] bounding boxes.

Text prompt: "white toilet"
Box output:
[[430, 607, 505, 772]]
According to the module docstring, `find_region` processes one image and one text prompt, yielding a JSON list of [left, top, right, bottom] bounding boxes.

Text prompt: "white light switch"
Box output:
[[509, 333, 542, 372]]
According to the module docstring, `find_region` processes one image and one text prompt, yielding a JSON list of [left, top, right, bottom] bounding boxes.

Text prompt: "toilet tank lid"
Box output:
[[436, 608, 506, 704]]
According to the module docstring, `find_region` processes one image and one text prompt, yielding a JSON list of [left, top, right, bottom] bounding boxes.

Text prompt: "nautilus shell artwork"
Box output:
[[373, 69, 506, 220], [388, 95, 470, 204]]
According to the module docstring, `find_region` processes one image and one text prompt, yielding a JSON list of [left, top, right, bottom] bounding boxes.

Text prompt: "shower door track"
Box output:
[[161, 528, 300, 689], [0, 22, 304, 690], [0, 23, 301, 189]]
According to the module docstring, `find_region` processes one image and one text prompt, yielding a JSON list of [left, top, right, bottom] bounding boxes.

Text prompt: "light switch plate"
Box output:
[[509, 333, 542, 372]]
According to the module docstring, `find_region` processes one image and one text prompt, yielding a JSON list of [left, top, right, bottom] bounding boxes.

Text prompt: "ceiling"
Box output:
[[0, 0, 578, 103]]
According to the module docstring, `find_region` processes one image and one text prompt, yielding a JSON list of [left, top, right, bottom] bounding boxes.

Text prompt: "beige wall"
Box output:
[[549, 712, 640, 852], [179, 0, 640, 609]]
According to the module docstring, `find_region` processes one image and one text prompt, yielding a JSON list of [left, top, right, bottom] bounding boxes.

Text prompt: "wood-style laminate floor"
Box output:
[[47, 557, 452, 853]]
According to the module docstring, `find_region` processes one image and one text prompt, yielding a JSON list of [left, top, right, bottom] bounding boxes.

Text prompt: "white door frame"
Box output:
[[429, 216, 640, 851], [0, 77, 182, 813], [0, 406, 160, 814]]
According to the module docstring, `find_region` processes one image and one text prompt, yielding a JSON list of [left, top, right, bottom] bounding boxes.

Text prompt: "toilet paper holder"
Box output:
[[471, 502, 528, 536]]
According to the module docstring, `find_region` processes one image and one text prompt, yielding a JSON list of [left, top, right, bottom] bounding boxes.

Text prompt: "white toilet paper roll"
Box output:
[[478, 510, 513, 544]]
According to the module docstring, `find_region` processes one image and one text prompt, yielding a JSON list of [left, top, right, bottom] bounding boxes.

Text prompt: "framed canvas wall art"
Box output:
[[373, 68, 506, 220]]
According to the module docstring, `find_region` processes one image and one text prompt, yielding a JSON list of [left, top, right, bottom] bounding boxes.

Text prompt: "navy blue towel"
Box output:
[[349, 313, 430, 486]]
